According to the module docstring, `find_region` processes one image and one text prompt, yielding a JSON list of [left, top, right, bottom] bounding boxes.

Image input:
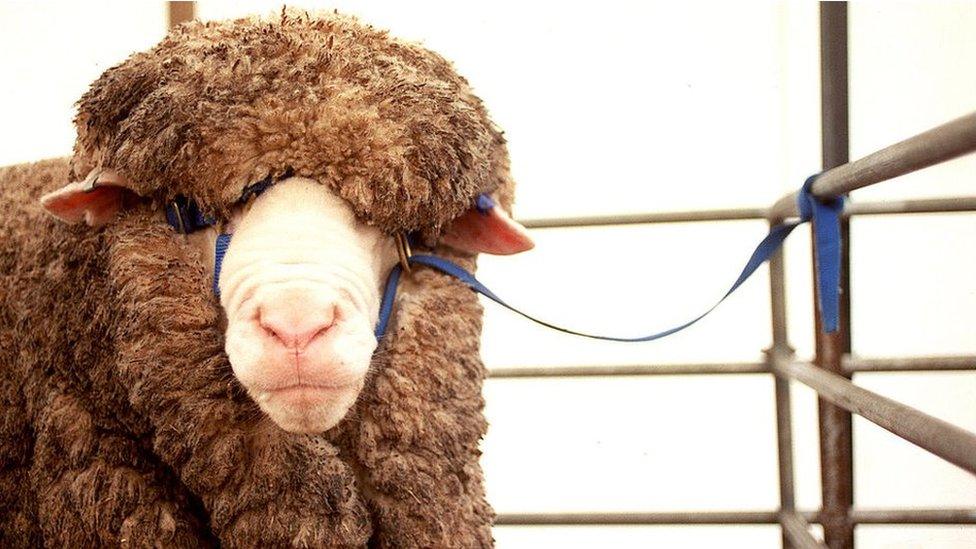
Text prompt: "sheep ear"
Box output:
[[440, 198, 534, 255], [40, 169, 135, 226]]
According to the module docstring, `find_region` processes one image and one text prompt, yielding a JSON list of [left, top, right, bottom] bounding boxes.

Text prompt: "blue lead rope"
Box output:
[[171, 174, 842, 340], [374, 176, 844, 340]]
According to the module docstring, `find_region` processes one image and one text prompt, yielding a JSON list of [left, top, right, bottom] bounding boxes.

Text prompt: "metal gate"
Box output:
[[492, 4, 976, 548]]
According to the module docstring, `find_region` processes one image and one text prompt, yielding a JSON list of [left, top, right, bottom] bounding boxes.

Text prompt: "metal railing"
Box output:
[[492, 4, 976, 548]]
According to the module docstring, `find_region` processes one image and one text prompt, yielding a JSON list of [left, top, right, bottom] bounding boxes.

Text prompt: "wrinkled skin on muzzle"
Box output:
[[213, 177, 399, 433]]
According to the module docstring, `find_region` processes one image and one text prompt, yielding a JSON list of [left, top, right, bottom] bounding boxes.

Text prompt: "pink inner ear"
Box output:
[[440, 205, 535, 255], [41, 182, 127, 226]]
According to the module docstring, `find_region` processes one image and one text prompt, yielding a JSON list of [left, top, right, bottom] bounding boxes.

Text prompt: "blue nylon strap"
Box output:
[[165, 172, 281, 298], [374, 223, 799, 341], [797, 175, 844, 332], [191, 184, 841, 341], [213, 233, 232, 296], [239, 174, 276, 203], [165, 196, 215, 234], [475, 193, 495, 215], [375, 265, 403, 338], [374, 180, 844, 340]]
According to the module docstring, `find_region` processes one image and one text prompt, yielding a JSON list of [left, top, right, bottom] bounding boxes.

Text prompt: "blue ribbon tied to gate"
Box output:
[[374, 175, 845, 340], [797, 175, 844, 332]]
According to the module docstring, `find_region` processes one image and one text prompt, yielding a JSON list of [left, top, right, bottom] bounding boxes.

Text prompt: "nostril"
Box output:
[[309, 323, 332, 343], [258, 304, 337, 350], [261, 324, 284, 345]]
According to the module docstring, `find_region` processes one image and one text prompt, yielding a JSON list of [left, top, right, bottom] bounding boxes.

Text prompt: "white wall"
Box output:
[[1, 2, 973, 547], [0, 2, 167, 166]]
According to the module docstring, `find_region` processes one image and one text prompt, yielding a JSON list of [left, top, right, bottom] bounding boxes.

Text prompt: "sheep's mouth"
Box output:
[[254, 380, 359, 393], [251, 378, 364, 408], [265, 384, 344, 402], [251, 381, 363, 433]]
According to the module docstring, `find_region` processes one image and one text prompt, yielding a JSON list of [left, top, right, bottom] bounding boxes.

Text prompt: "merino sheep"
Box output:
[[0, 10, 533, 547]]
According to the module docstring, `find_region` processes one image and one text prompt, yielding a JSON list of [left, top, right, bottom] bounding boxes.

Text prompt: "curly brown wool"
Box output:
[[1, 9, 512, 547]]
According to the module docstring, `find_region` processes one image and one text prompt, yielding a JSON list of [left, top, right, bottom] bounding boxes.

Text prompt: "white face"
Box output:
[[205, 177, 398, 433], [43, 169, 534, 433]]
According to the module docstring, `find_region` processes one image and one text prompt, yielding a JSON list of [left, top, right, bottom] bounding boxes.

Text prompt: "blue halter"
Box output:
[[374, 176, 842, 340], [166, 175, 842, 342], [165, 175, 277, 296]]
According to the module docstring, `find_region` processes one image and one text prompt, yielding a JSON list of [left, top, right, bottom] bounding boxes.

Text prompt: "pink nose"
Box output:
[[258, 292, 337, 350]]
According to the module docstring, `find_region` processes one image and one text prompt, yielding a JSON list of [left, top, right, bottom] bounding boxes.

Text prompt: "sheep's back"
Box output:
[[6, 154, 142, 402], [0, 158, 76, 545], [0, 157, 75, 394], [0, 158, 72, 267], [0, 156, 134, 436]]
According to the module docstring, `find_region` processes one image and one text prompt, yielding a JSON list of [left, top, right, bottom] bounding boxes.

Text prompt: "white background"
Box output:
[[1, 2, 974, 547]]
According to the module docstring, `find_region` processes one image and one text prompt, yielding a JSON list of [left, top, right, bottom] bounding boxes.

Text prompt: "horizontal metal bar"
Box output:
[[852, 508, 976, 525], [487, 354, 976, 379], [845, 355, 976, 373], [495, 511, 783, 525], [515, 196, 976, 230], [814, 112, 976, 198], [774, 359, 976, 475], [769, 111, 976, 220], [495, 508, 976, 526], [780, 511, 827, 549], [846, 197, 976, 217], [519, 208, 767, 229], [488, 362, 768, 378]]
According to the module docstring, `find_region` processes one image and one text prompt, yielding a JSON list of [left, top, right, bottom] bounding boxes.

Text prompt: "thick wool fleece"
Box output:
[[71, 9, 515, 240], [1, 10, 509, 548]]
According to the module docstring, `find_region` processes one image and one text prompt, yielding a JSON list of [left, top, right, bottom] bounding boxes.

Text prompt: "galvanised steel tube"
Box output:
[[780, 512, 828, 549], [168, 1, 194, 28], [774, 359, 976, 475], [519, 208, 766, 229], [494, 508, 976, 526], [487, 354, 976, 379], [851, 508, 976, 525], [845, 197, 976, 217], [515, 196, 976, 230], [844, 355, 976, 373], [814, 110, 976, 197], [494, 511, 783, 525], [768, 111, 976, 222], [768, 220, 799, 549], [813, 6, 855, 548], [488, 362, 768, 378]]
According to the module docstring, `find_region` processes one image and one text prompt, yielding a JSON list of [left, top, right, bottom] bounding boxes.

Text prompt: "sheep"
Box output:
[[0, 10, 534, 547]]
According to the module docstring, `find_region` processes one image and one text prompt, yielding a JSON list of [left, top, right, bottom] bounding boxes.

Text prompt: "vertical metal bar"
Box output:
[[816, 3, 854, 549], [769, 234, 798, 549], [168, 1, 195, 29]]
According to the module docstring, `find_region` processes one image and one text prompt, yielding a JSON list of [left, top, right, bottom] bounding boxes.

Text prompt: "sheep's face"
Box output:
[[213, 177, 397, 433], [41, 171, 534, 434], [39, 11, 538, 434]]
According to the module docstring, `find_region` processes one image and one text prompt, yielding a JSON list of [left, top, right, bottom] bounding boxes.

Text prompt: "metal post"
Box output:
[[816, 4, 854, 548], [168, 1, 195, 29], [768, 220, 799, 548]]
